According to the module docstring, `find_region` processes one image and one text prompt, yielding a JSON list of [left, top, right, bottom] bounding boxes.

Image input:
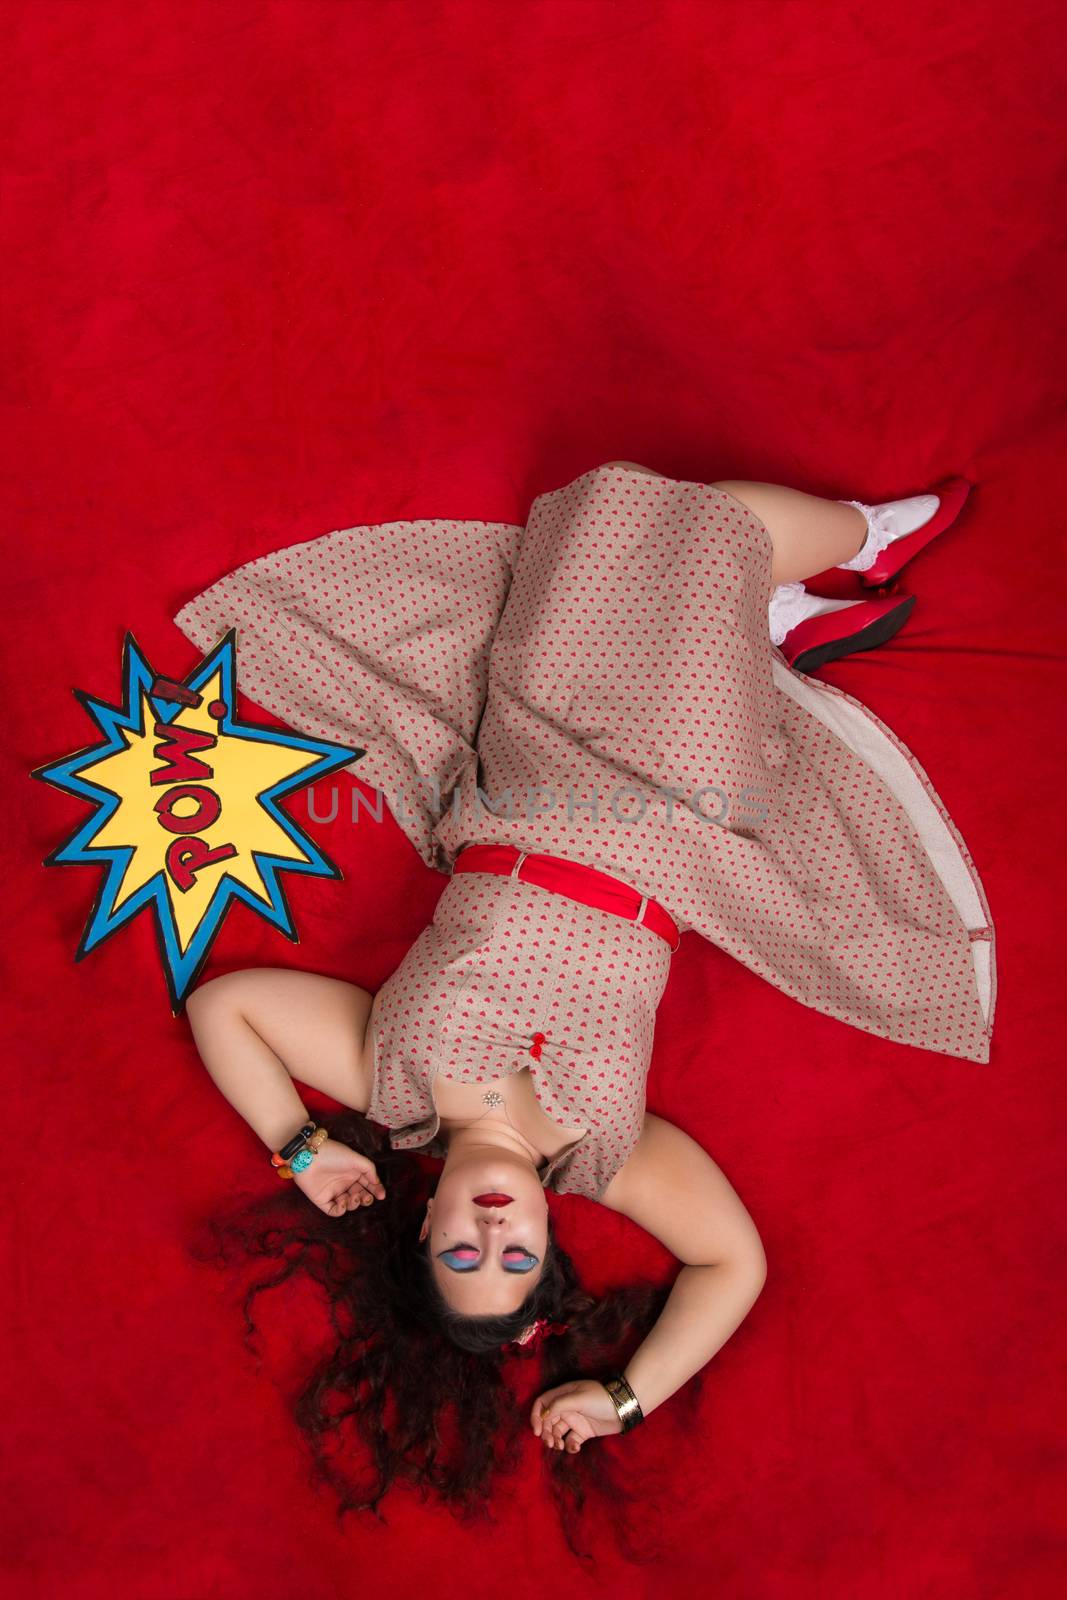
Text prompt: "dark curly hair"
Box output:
[[187, 1108, 703, 1566]]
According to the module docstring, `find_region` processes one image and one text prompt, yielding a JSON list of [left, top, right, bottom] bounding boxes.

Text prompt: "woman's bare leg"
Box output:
[[602, 462, 868, 588], [708, 480, 866, 587]]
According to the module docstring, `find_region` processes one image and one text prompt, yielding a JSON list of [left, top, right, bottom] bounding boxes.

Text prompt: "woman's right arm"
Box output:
[[184, 967, 376, 1154], [533, 1116, 767, 1450], [618, 1259, 766, 1420], [600, 1113, 768, 1420]]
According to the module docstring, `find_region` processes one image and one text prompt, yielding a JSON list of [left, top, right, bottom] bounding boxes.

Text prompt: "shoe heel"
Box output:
[[785, 594, 916, 674]]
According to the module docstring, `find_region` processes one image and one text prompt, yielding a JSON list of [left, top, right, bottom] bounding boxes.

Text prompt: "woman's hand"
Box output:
[[530, 1379, 624, 1454], [289, 1136, 386, 1218]]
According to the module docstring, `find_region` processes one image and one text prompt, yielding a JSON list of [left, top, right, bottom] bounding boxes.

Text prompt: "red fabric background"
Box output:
[[4, 1, 1065, 1594]]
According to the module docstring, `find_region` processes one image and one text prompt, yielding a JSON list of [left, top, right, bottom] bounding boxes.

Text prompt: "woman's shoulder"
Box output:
[[597, 1113, 765, 1270], [596, 1113, 660, 1212], [597, 1112, 702, 1212]]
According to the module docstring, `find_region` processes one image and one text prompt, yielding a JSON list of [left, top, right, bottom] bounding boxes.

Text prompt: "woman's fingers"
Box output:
[[326, 1177, 388, 1209], [533, 1404, 552, 1438], [531, 1387, 569, 1436], [533, 1393, 589, 1452], [541, 1408, 591, 1452]]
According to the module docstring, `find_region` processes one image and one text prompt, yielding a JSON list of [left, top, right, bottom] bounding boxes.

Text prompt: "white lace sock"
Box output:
[[767, 581, 865, 647], [834, 494, 940, 572]]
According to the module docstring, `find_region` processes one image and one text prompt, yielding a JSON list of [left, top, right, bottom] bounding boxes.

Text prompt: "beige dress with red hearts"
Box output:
[[173, 463, 997, 1199]]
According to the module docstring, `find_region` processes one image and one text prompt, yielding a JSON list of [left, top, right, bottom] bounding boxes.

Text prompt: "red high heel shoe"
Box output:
[[780, 592, 916, 674], [856, 476, 972, 588]]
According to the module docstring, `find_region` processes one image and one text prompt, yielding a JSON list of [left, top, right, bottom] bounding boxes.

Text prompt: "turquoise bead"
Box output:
[[290, 1147, 314, 1173]]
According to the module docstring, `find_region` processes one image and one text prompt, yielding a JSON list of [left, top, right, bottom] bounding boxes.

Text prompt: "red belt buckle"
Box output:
[[452, 844, 680, 953]]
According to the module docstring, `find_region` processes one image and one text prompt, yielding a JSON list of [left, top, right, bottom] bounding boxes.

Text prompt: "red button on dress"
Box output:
[[529, 1032, 546, 1059]]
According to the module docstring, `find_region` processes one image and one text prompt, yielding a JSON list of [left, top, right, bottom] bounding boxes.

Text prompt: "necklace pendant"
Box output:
[[481, 1090, 505, 1108]]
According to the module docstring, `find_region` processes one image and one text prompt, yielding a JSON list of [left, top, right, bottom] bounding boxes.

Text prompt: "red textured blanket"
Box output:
[[6, 2, 1064, 1595]]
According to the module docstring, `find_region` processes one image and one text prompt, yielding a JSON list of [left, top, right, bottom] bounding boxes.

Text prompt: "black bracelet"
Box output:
[[279, 1121, 317, 1161]]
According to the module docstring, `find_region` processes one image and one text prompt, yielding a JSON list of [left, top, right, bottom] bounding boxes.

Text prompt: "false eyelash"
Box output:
[[453, 1242, 533, 1257]]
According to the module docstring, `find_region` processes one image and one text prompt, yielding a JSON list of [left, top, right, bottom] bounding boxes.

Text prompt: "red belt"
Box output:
[[450, 844, 681, 953]]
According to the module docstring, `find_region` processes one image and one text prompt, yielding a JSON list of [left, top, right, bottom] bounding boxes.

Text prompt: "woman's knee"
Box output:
[[708, 478, 758, 497], [603, 459, 663, 477], [708, 480, 776, 522]]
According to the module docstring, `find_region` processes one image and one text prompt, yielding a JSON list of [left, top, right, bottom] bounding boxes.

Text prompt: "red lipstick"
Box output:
[[473, 1193, 513, 1206]]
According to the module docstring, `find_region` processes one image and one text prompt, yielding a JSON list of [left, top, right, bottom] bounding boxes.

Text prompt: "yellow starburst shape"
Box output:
[[32, 628, 364, 1011]]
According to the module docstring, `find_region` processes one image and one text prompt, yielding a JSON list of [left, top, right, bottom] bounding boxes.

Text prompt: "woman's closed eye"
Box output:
[[438, 1245, 539, 1272]]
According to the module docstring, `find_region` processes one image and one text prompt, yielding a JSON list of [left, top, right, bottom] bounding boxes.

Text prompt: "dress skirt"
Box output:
[[172, 462, 997, 1064]]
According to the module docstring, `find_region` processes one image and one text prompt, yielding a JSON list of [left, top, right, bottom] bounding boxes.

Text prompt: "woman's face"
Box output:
[[419, 1143, 549, 1314]]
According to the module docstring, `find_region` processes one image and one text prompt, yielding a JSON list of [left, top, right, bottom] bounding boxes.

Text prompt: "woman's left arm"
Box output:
[[185, 967, 376, 1150]]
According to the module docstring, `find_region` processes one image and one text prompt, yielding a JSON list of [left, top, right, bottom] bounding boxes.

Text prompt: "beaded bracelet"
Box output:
[[270, 1122, 328, 1179], [277, 1120, 317, 1161]]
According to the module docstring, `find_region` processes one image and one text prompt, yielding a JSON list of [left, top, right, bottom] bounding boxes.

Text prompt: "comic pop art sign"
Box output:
[[31, 628, 364, 1012]]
